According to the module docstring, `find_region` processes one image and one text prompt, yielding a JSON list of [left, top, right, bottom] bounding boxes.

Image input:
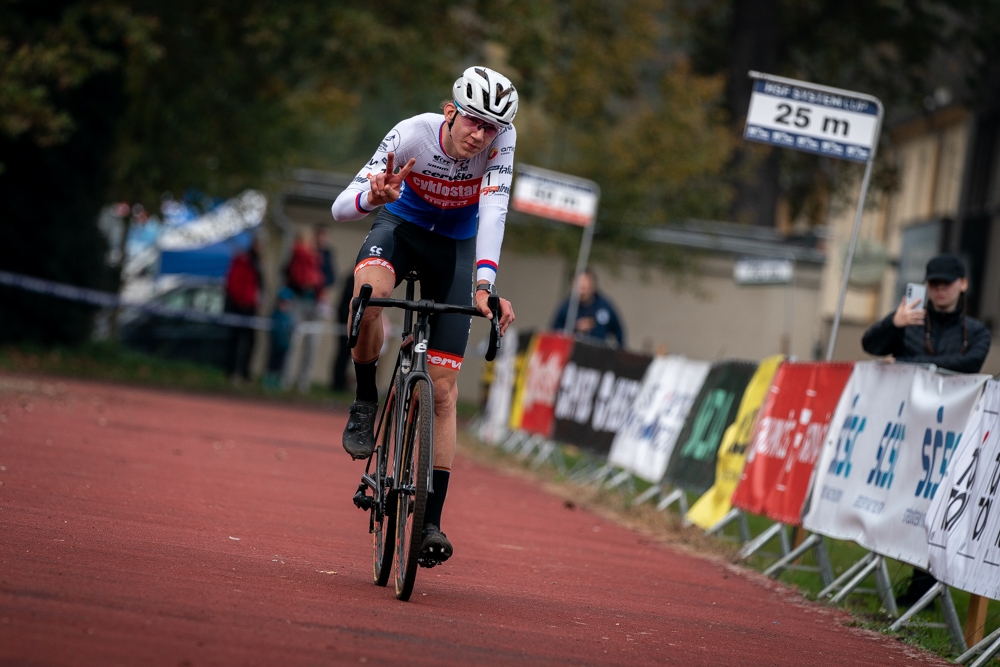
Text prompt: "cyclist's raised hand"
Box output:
[[475, 291, 516, 336], [367, 152, 416, 207]]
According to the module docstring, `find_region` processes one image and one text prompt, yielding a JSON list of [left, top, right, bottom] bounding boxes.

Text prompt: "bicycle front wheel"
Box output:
[[394, 377, 432, 601], [372, 385, 397, 587]]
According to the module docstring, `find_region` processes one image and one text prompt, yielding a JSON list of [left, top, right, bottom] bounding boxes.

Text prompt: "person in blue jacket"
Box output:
[[552, 269, 625, 347]]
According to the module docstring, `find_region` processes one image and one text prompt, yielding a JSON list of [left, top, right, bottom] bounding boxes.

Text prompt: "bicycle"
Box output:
[[349, 272, 500, 601]]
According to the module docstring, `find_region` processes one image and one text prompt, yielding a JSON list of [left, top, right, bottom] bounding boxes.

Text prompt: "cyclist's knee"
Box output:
[[429, 370, 458, 413]]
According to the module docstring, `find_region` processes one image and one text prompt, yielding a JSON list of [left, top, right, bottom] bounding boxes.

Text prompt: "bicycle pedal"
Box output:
[[352, 483, 372, 511], [417, 557, 442, 569]]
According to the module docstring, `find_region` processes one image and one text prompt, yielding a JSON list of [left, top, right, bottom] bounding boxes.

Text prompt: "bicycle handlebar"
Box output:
[[348, 284, 502, 361]]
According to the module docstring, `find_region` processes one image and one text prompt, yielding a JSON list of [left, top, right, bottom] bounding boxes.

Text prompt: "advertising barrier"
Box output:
[[509, 332, 574, 437], [803, 362, 988, 567], [686, 355, 784, 529], [731, 361, 855, 526], [507, 330, 540, 430], [607, 356, 711, 482], [478, 326, 520, 445], [927, 378, 1000, 599], [552, 342, 652, 455], [662, 361, 758, 492]]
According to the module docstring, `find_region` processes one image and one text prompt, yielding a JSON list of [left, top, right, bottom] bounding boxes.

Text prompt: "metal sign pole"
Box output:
[[824, 126, 882, 360], [563, 220, 596, 335]]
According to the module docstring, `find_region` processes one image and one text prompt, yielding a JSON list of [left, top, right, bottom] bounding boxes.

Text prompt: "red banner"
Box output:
[[731, 361, 854, 525], [515, 333, 575, 437]]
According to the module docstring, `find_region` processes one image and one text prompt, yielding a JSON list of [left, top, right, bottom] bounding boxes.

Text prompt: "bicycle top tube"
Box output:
[[363, 297, 486, 318]]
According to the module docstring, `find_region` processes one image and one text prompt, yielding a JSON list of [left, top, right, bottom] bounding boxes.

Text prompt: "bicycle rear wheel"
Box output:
[[372, 385, 397, 586], [394, 377, 432, 601]]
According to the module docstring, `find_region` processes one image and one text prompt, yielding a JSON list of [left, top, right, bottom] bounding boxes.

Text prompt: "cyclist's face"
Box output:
[[445, 104, 498, 158]]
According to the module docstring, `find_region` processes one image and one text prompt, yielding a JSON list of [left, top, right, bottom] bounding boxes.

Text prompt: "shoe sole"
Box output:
[[418, 538, 453, 568]]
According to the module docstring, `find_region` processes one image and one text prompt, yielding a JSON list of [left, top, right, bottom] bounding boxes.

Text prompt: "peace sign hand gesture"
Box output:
[[367, 152, 416, 207]]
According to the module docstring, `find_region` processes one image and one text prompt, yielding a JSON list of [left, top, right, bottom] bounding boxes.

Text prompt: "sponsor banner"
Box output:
[[687, 355, 784, 529], [511, 164, 600, 227], [506, 329, 538, 431], [731, 362, 855, 526], [477, 326, 519, 445], [607, 356, 712, 481], [552, 342, 652, 455], [803, 362, 988, 568], [509, 332, 574, 437], [662, 361, 759, 492], [927, 379, 1000, 599]]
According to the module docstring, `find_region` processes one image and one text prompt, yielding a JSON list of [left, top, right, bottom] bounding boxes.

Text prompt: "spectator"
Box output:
[[862, 253, 991, 606], [284, 231, 325, 300], [263, 287, 296, 390], [552, 269, 625, 347], [223, 237, 261, 382], [331, 272, 355, 392]]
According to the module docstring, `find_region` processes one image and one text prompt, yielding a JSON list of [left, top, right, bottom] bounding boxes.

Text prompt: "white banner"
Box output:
[[511, 165, 600, 227], [607, 356, 711, 483], [927, 379, 1000, 599], [478, 326, 519, 445], [803, 362, 988, 568]]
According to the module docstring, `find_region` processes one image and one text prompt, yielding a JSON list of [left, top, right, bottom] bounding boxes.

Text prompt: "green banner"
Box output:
[[661, 360, 758, 492]]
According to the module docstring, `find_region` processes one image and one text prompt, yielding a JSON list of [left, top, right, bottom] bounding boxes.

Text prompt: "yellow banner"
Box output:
[[686, 354, 784, 529], [507, 334, 539, 431]]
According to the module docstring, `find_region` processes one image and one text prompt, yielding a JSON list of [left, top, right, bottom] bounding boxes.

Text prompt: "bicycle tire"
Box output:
[[372, 385, 397, 586], [394, 377, 432, 601]]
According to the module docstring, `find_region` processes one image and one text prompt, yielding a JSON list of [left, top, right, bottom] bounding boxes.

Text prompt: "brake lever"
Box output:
[[485, 294, 501, 362], [348, 283, 373, 349]]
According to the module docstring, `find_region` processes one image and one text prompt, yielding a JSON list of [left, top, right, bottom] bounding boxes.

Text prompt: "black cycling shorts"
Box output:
[[355, 208, 474, 369]]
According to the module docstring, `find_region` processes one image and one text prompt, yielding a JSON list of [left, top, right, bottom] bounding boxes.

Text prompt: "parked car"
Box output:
[[120, 277, 230, 369]]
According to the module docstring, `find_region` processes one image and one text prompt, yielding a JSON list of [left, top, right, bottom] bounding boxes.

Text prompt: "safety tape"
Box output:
[[0, 269, 274, 331]]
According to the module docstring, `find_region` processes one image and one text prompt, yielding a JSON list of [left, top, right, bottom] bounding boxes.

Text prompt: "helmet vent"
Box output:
[[466, 83, 473, 99]]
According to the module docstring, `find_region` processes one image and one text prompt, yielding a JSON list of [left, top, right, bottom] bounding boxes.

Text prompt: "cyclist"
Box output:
[[331, 66, 517, 566]]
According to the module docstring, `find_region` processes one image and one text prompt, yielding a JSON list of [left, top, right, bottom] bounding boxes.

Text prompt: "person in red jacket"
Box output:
[[224, 237, 262, 381]]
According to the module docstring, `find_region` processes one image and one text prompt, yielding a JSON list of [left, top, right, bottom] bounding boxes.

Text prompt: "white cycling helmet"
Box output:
[[452, 66, 518, 128]]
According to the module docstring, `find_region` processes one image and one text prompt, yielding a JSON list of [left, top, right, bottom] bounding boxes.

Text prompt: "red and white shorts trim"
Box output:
[[355, 257, 395, 277], [426, 349, 463, 371]]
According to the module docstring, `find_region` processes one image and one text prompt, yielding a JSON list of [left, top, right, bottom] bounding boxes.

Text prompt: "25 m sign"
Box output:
[[744, 79, 879, 163]]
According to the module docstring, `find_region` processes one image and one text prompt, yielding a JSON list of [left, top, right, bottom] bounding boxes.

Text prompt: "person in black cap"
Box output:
[[862, 253, 990, 374], [861, 252, 991, 606]]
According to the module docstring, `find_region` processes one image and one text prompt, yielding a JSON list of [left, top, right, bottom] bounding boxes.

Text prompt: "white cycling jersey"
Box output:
[[331, 113, 515, 283]]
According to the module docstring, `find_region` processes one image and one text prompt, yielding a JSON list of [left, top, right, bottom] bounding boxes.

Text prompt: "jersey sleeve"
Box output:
[[475, 126, 516, 283], [331, 121, 413, 222]]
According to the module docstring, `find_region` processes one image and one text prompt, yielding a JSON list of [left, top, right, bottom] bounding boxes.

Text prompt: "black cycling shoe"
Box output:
[[342, 399, 378, 460], [417, 523, 453, 568]]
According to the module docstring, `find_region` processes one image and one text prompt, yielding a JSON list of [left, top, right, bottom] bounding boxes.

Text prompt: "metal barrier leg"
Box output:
[[501, 430, 526, 453], [705, 508, 741, 535], [873, 556, 899, 618], [970, 635, 1000, 667], [631, 484, 663, 507], [765, 533, 821, 578], [738, 511, 751, 543], [818, 551, 875, 599], [940, 586, 969, 652], [739, 522, 785, 559], [828, 553, 880, 605], [813, 537, 835, 587], [958, 628, 1000, 665], [604, 469, 632, 490], [889, 582, 945, 632], [657, 487, 686, 513], [516, 434, 542, 460], [530, 441, 556, 470]]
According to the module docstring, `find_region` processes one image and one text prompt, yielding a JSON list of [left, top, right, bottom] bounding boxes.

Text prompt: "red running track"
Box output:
[[0, 377, 946, 666]]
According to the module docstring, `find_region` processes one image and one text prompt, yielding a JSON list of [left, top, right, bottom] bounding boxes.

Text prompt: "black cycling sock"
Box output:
[[353, 358, 379, 402], [424, 469, 450, 529]]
